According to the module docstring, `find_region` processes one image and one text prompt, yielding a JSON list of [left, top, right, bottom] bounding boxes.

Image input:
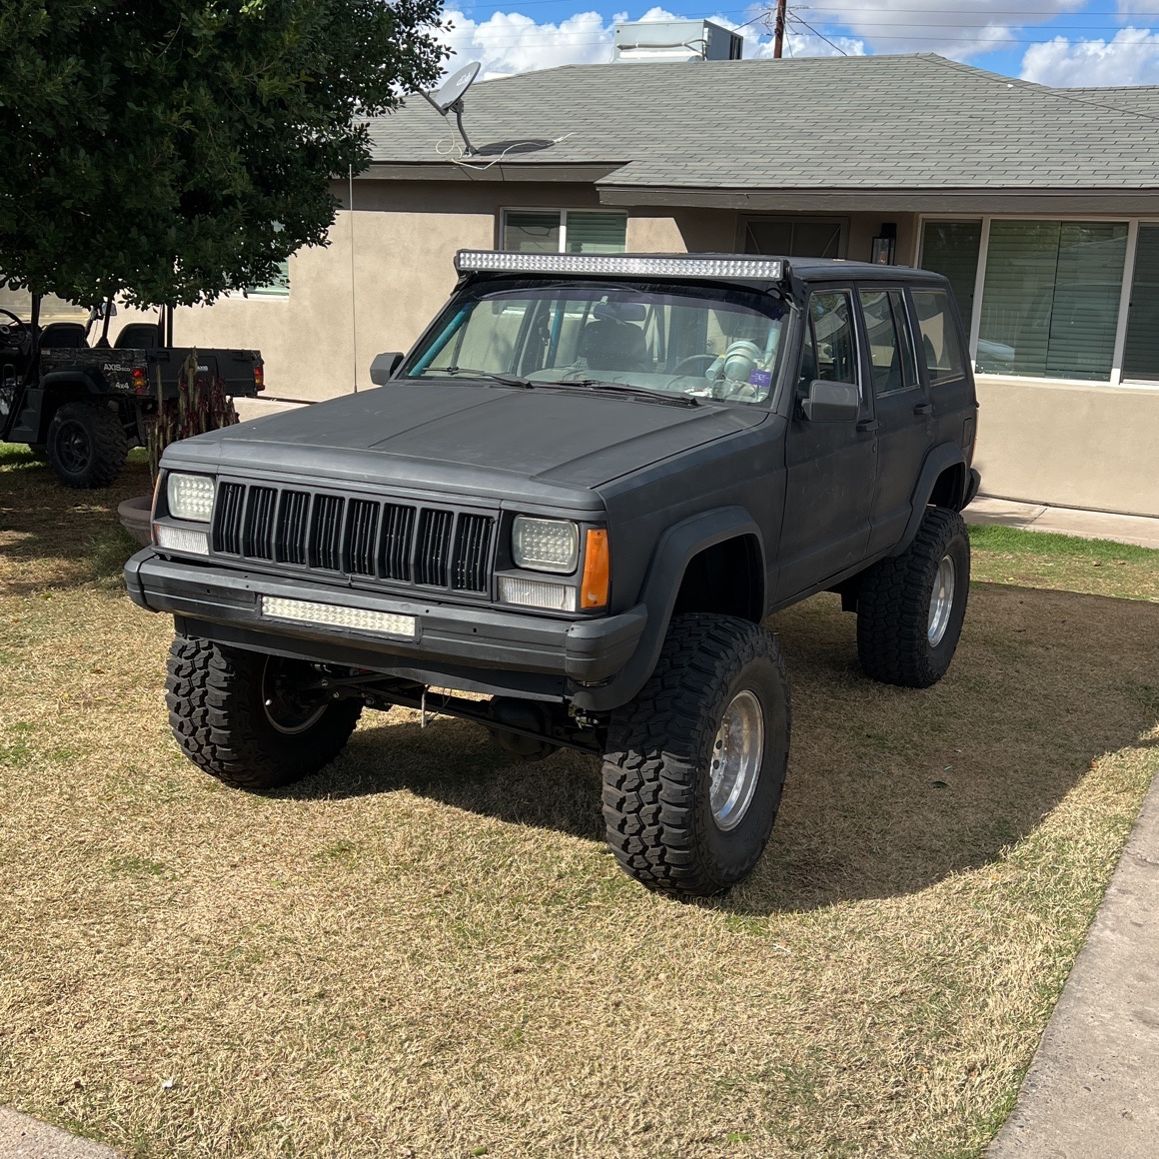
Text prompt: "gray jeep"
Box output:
[[125, 251, 980, 896]]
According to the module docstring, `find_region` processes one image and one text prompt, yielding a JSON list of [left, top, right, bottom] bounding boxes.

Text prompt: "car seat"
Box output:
[[115, 323, 162, 349], [38, 322, 87, 350], [578, 317, 649, 371]]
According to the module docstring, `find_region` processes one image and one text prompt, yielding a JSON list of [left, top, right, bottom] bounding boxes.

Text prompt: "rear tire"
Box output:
[[856, 506, 970, 688], [45, 400, 128, 488], [601, 614, 790, 897], [165, 635, 362, 790]]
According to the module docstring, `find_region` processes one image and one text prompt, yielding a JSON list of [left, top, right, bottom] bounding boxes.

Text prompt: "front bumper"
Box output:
[[124, 548, 647, 703]]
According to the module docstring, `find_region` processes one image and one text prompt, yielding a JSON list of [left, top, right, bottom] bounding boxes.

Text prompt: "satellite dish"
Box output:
[[422, 61, 482, 156], [427, 62, 481, 114]]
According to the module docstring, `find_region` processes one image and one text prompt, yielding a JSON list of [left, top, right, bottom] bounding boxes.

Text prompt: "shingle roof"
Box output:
[[1056, 85, 1159, 119], [365, 54, 1159, 191]]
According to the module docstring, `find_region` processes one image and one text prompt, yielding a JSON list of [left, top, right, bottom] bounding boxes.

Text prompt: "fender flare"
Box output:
[[894, 443, 967, 555], [571, 505, 764, 713]]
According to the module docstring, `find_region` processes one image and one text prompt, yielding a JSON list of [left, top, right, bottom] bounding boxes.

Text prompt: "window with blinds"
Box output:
[[919, 221, 981, 325], [1122, 223, 1159, 383], [976, 220, 1127, 381], [502, 210, 626, 255]]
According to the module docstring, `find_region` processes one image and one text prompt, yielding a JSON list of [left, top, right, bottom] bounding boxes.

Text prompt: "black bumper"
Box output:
[[124, 549, 647, 705]]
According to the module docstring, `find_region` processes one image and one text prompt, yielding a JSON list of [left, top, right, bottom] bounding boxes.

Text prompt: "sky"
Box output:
[[436, 1, 1159, 86]]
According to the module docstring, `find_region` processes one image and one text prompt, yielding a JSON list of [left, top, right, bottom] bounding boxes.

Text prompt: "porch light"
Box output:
[[455, 251, 787, 281]]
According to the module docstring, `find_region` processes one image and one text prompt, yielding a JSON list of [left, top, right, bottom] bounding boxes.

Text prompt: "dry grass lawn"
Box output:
[[1, 445, 1157, 1159]]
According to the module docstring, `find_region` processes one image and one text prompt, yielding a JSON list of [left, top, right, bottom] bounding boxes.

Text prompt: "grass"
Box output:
[[1, 443, 1157, 1158]]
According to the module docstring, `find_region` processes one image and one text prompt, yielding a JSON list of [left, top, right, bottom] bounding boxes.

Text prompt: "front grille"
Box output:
[[415, 508, 454, 587], [211, 482, 494, 594]]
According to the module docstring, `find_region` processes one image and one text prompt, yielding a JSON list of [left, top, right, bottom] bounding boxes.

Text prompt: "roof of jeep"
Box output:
[[462, 254, 948, 287], [787, 259, 946, 284]]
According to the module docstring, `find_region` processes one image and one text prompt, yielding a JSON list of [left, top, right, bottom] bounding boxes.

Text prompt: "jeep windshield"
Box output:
[[403, 282, 789, 404]]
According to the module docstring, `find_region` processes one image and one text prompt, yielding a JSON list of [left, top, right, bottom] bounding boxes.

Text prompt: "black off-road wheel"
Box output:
[[166, 636, 362, 790], [856, 506, 970, 688], [601, 614, 791, 897], [45, 400, 128, 488]]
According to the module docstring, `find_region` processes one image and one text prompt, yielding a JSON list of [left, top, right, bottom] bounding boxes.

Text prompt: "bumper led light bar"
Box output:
[[260, 595, 417, 640], [455, 251, 786, 281]]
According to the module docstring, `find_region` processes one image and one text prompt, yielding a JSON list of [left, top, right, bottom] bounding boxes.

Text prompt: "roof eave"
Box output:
[[594, 185, 1159, 213]]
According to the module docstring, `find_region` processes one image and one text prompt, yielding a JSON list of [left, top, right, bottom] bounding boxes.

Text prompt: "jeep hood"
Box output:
[[164, 381, 767, 509]]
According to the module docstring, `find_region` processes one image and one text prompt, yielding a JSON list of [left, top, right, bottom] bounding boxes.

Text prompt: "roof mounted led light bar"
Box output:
[[455, 251, 787, 281]]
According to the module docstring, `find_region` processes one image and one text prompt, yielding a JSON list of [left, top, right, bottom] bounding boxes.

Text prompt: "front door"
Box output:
[[777, 288, 876, 601], [858, 287, 931, 554]]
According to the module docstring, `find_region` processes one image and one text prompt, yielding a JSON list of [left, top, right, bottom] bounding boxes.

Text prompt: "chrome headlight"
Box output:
[[166, 472, 216, 522], [512, 516, 579, 574]]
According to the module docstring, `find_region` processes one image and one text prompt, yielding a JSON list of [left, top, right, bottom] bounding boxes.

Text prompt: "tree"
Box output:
[[0, 0, 447, 308]]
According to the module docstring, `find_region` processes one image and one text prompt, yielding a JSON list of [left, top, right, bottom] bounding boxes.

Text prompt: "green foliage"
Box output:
[[0, 1, 447, 307]]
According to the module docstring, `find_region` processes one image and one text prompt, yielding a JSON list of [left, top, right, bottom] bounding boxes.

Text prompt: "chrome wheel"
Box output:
[[709, 689, 764, 831], [928, 554, 956, 647], [261, 657, 327, 735]]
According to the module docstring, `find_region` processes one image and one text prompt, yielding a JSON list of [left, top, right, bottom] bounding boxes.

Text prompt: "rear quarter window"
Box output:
[[911, 288, 968, 386]]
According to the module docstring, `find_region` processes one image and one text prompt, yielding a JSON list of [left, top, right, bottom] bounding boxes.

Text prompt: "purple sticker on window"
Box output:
[[748, 369, 772, 389]]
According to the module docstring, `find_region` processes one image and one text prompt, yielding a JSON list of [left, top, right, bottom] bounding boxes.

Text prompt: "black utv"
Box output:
[[126, 251, 980, 897], [1, 300, 264, 488]]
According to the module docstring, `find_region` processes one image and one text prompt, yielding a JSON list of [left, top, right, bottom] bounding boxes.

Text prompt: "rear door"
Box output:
[[858, 286, 932, 554], [776, 286, 876, 600]]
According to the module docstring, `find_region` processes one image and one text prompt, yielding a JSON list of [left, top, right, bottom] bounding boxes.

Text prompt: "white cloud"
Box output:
[[1021, 27, 1159, 85], [441, 9, 619, 80]]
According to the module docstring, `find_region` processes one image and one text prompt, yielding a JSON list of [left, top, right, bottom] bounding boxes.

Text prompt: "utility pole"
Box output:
[[773, 0, 787, 58]]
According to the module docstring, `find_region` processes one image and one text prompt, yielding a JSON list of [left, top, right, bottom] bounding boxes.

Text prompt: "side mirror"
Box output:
[[800, 379, 860, 423], [369, 351, 404, 386]]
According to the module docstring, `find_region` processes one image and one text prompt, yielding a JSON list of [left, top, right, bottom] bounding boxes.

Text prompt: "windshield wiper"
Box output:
[[436, 367, 535, 388], [547, 379, 699, 408]]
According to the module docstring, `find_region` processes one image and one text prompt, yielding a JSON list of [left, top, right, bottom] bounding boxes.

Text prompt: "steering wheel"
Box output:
[[671, 353, 717, 376], [0, 308, 27, 330]]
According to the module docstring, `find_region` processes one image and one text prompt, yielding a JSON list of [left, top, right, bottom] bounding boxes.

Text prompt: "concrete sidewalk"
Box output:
[[0, 1109, 119, 1158], [988, 777, 1159, 1157], [967, 495, 1159, 550]]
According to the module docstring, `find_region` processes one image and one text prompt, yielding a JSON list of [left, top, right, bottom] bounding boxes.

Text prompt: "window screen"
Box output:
[[565, 212, 627, 254], [912, 289, 967, 386], [1122, 224, 1159, 383], [503, 211, 561, 253], [976, 220, 1127, 381], [919, 221, 981, 326]]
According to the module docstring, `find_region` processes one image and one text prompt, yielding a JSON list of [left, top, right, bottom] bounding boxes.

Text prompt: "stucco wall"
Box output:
[[973, 376, 1159, 517]]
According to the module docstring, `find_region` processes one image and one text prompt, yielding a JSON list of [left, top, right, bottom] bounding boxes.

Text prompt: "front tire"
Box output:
[[166, 636, 362, 790], [45, 400, 128, 488], [601, 614, 791, 897], [856, 506, 970, 688]]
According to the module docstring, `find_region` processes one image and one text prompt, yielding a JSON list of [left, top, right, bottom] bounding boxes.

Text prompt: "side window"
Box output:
[[859, 289, 918, 395], [808, 292, 859, 384], [911, 288, 968, 386]]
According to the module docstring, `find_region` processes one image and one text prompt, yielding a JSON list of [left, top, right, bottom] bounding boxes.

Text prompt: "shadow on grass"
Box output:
[[0, 446, 149, 592], [286, 582, 1159, 912]]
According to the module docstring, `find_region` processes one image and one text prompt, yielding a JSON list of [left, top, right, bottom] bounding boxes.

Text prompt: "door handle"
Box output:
[[913, 402, 933, 416], [856, 419, 879, 433]]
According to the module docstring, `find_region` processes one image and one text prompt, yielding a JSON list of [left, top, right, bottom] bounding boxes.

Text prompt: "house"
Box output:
[[125, 52, 1159, 517]]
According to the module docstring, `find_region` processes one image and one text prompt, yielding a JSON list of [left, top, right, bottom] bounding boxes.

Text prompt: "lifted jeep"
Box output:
[[125, 251, 980, 897]]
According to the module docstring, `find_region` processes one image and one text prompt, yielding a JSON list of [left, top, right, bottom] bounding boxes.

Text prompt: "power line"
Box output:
[[787, 13, 850, 53]]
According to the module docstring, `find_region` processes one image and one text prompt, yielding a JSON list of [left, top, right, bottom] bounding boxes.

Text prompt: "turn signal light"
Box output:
[[580, 529, 610, 610], [131, 367, 148, 394]]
